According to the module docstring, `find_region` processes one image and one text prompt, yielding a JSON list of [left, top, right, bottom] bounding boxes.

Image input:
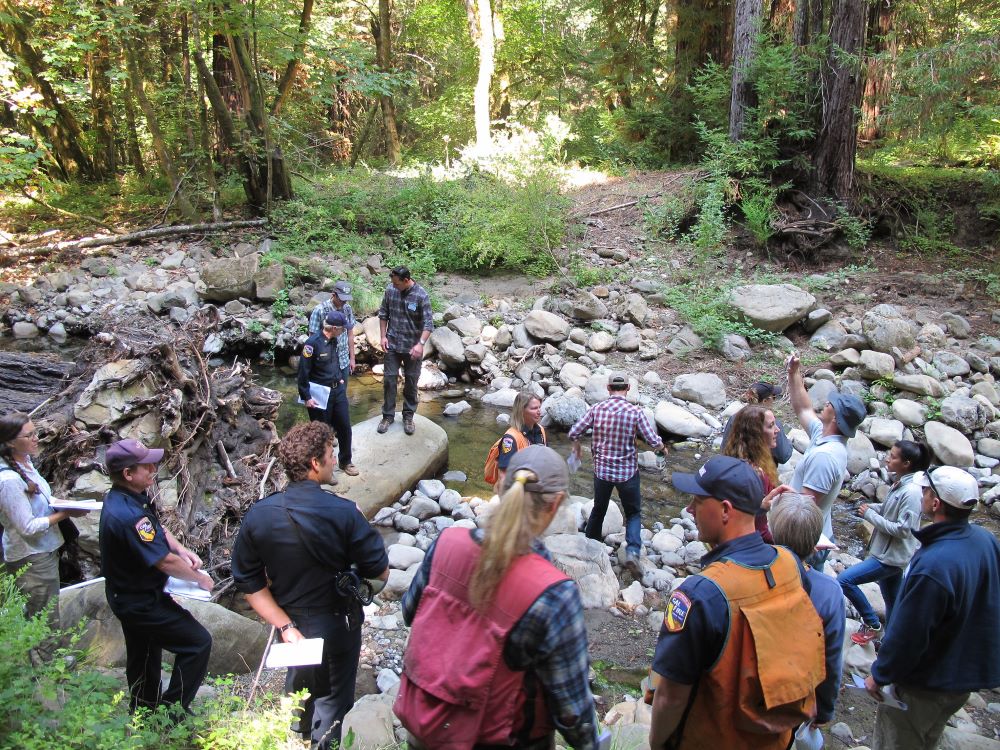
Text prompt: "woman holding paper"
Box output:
[[0, 411, 87, 633]]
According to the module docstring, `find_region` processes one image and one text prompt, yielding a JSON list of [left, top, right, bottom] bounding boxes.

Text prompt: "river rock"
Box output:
[[804, 308, 832, 333], [362, 316, 383, 352], [73, 359, 157, 428], [858, 350, 896, 380], [671, 373, 726, 410], [382, 567, 418, 600], [667, 327, 703, 355], [918, 322, 948, 349], [616, 323, 641, 352], [252, 263, 284, 302], [12, 321, 40, 339], [940, 394, 990, 433], [571, 292, 609, 321], [482, 387, 519, 407], [448, 314, 482, 338], [387, 544, 426, 569], [830, 348, 861, 367], [588, 331, 615, 352], [847, 432, 877, 475], [429, 326, 465, 369], [938, 727, 1000, 750], [580, 498, 625, 537], [862, 304, 917, 353], [925, 421, 975, 467], [542, 394, 589, 429], [341, 694, 396, 749], [654, 402, 712, 438], [868, 418, 904, 447], [809, 321, 849, 351], [559, 362, 592, 389], [443, 400, 471, 416], [971, 382, 1000, 406], [979, 438, 1000, 460], [464, 342, 489, 363], [808, 379, 838, 412], [651, 529, 684, 554], [728, 283, 815, 332], [624, 293, 650, 326], [416, 479, 445, 499], [718, 333, 752, 362], [199, 252, 260, 302], [523, 310, 569, 342], [893, 373, 945, 398], [333, 414, 447, 517], [940, 312, 972, 339], [544, 534, 620, 609], [892, 398, 927, 426], [933, 351, 971, 378]]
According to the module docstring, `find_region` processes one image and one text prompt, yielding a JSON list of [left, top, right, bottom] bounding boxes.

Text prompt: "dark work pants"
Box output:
[[113, 592, 212, 713], [586, 472, 643, 555], [306, 381, 352, 466], [285, 609, 362, 750], [382, 349, 421, 420]]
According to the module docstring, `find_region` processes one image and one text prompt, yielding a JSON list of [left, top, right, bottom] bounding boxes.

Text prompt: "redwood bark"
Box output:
[[374, 0, 401, 163], [859, 0, 895, 143], [730, 0, 763, 141]]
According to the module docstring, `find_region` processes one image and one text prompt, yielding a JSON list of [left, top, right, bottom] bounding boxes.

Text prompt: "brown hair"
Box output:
[[278, 422, 335, 482], [0, 411, 40, 496], [722, 406, 778, 486], [469, 469, 563, 610]]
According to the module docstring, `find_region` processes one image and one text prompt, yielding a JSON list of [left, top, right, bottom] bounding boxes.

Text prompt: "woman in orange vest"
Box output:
[[489, 391, 547, 489]]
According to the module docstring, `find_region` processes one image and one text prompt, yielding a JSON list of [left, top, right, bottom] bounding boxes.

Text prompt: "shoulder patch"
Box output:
[[499, 435, 516, 454], [302, 345, 313, 358], [664, 590, 692, 632], [135, 516, 156, 543]]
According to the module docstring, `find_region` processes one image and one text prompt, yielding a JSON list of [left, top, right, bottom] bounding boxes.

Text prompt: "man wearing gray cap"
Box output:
[[865, 467, 1000, 750], [786, 353, 866, 569], [309, 280, 357, 377]]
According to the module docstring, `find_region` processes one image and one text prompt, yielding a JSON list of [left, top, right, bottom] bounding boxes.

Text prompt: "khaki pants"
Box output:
[[6, 549, 61, 660], [873, 684, 970, 750]]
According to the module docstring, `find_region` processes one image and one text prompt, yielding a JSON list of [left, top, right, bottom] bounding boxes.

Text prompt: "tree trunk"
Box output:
[[0, 0, 95, 180], [859, 0, 894, 143], [89, 0, 117, 179], [729, 0, 763, 141], [493, 0, 511, 125], [768, 0, 795, 36], [599, 0, 636, 110], [812, 0, 866, 199], [272, 0, 314, 116], [374, 0, 401, 164], [122, 78, 146, 176], [466, 0, 495, 154]]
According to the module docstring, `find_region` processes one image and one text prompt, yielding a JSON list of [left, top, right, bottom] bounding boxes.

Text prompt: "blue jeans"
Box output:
[[837, 556, 903, 628], [586, 472, 642, 555]]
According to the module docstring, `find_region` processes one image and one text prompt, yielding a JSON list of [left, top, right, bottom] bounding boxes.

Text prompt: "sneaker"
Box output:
[[625, 551, 641, 576], [377, 417, 392, 434], [403, 416, 415, 435], [340, 463, 360, 477], [852, 622, 882, 645]]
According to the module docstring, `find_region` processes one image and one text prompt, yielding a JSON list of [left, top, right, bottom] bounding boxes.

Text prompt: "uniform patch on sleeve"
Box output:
[[135, 517, 156, 542], [664, 591, 692, 632], [302, 345, 314, 358], [499, 435, 516, 454]]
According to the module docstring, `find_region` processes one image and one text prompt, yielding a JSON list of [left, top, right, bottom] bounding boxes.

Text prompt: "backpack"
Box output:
[[483, 427, 546, 486]]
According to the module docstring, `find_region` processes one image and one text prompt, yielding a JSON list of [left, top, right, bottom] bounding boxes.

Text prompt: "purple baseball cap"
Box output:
[[105, 439, 164, 473]]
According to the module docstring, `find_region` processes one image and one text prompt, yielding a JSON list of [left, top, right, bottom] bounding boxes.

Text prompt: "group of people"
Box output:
[[2, 291, 999, 750]]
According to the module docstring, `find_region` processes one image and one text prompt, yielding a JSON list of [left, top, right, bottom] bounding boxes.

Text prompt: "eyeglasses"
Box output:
[[15, 429, 38, 440], [925, 470, 943, 500]]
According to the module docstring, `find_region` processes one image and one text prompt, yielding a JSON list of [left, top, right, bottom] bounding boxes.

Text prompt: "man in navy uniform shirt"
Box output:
[[99, 439, 213, 714]]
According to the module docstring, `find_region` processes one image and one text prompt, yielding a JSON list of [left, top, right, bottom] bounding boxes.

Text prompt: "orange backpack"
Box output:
[[483, 427, 546, 485]]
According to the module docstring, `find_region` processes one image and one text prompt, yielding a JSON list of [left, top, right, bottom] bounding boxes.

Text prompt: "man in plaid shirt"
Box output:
[[377, 266, 433, 436], [308, 280, 357, 376], [569, 373, 666, 574]]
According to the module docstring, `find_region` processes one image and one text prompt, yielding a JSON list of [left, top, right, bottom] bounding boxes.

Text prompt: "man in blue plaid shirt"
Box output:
[[377, 266, 433, 436], [308, 280, 357, 377], [569, 373, 666, 574]]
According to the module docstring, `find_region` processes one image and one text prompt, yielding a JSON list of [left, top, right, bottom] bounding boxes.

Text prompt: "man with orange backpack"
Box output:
[[484, 391, 547, 490]]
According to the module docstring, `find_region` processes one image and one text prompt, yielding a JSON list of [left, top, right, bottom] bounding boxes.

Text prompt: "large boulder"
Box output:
[[429, 327, 465, 369], [588, 330, 616, 352], [341, 694, 396, 750], [925, 421, 975, 467], [940, 394, 990, 433], [544, 534, 620, 609], [59, 579, 269, 675], [73, 360, 157, 428], [541, 394, 589, 429], [579, 498, 625, 537], [671, 373, 726, 410], [522, 310, 570, 343], [252, 263, 284, 302], [728, 284, 815, 332], [334, 414, 448, 517], [559, 362, 592, 389], [847, 432, 877, 475], [933, 351, 971, 378], [893, 373, 945, 398], [654, 402, 712, 438], [616, 323, 641, 352], [867, 418, 904, 447], [447, 314, 482, 338], [584, 373, 639, 405], [858, 350, 895, 380], [361, 316, 383, 352], [809, 321, 849, 352], [862, 304, 917, 353], [199, 252, 260, 302], [623, 293, 650, 326], [570, 292, 609, 321]]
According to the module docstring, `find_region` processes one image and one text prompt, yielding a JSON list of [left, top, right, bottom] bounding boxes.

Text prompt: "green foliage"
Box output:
[[659, 280, 779, 347], [740, 185, 778, 248], [568, 255, 620, 287], [834, 210, 872, 251], [247, 320, 264, 334], [643, 191, 692, 241], [270, 289, 291, 318]]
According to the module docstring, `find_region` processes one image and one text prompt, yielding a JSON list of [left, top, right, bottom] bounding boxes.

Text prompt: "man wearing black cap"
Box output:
[[98, 439, 213, 714], [299, 310, 357, 477], [308, 280, 357, 377], [377, 266, 433, 436], [648, 456, 824, 750], [787, 353, 866, 569]]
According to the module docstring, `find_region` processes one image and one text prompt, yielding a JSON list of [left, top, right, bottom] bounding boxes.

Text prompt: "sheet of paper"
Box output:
[[567, 452, 582, 474], [49, 498, 103, 511], [815, 533, 839, 551], [309, 382, 331, 410], [61, 577, 105, 592], [847, 673, 908, 710], [265, 638, 325, 669], [165, 576, 212, 601]]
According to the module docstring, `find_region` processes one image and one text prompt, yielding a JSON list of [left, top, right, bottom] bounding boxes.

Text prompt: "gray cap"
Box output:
[[608, 372, 628, 387], [332, 280, 353, 301], [499, 445, 569, 495]]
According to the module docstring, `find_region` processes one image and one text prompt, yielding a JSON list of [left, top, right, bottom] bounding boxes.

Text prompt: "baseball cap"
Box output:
[[915, 467, 979, 509], [828, 392, 866, 438], [671, 456, 764, 514], [332, 280, 353, 301], [750, 382, 783, 400], [324, 310, 347, 327], [608, 373, 628, 387], [500, 445, 569, 495], [105, 439, 164, 473]]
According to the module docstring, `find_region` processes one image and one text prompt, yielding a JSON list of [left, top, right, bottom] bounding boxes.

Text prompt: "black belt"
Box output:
[[283, 603, 349, 617]]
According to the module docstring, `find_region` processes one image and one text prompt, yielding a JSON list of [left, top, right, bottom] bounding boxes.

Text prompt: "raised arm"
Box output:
[[787, 354, 818, 429]]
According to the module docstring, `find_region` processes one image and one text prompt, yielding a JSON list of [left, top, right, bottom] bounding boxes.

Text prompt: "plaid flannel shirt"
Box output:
[[402, 530, 598, 750], [377, 282, 433, 352], [568, 396, 663, 483], [308, 300, 356, 370]]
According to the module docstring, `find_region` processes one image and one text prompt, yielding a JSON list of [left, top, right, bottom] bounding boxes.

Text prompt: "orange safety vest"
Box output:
[[671, 546, 825, 750], [483, 426, 548, 486]]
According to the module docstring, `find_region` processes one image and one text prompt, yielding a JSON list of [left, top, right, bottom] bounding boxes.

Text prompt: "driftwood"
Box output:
[[9, 219, 268, 259]]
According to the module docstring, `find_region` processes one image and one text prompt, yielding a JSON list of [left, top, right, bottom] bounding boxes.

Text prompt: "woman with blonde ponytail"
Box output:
[[396, 445, 598, 750]]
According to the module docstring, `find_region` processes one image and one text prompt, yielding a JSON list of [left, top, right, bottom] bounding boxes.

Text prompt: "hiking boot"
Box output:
[[625, 550, 641, 576], [377, 417, 392, 434], [340, 463, 360, 477], [403, 416, 415, 435], [851, 622, 882, 645]]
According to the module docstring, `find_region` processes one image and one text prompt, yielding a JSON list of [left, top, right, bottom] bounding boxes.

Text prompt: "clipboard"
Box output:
[[264, 638, 325, 669]]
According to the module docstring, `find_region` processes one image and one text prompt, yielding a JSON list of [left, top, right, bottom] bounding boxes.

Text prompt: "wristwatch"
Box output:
[[278, 621, 298, 634]]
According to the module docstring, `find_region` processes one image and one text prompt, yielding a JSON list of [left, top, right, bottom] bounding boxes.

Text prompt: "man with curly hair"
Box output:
[[232, 422, 388, 749]]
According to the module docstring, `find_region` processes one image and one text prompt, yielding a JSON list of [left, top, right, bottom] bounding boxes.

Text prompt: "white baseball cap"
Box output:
[[915, 467, 979, 509]]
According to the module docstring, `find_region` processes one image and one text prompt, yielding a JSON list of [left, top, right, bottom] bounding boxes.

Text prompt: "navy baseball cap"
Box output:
[[105, 439, 164, 473], [829, 392, 866, 438], [332, 280, 353, 301], [324, 310, 347, 327], [671, 456, 764, 514]]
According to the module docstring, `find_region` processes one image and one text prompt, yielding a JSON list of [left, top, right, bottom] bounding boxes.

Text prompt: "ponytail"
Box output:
[[895, 440, 931, 473]]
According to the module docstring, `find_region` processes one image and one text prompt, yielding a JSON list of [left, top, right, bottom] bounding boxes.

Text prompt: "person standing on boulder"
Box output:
[[569, 373, 665, 575], [298, 310, 357, 479], [232, 422, 389, 750], [377, 266, 433, 436], [786, 353, 866, 570], [99, 439, 213, 714], [865, 467, 1000, 750], [308, 280, 357, 379]]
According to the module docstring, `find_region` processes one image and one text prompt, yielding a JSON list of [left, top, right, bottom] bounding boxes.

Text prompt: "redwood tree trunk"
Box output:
[[859, 0, 895, 143], [730, 0, 763, 141], [374, 0, 401, 164]]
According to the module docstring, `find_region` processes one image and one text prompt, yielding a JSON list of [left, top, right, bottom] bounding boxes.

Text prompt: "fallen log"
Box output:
[[0, 352, 73, 413]]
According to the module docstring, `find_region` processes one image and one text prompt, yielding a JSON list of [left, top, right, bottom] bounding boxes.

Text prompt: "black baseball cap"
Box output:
[[671, 456, 764, 514], [325, 310, 347, 327], [331, 280, 353, 301]]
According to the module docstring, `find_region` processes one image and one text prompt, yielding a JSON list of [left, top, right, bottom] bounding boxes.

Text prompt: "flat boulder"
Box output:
[[544, 534, 620, 609], [199, 252, 260, 302], [570, 292, 609, 321], [671, 373, 726, 410], [523, 310, 570, 343], [654, 401, 712, 438], [893, 373, 945, 398], [925, 421, 975, 467], [429, 326, 465, 369], [341, 694, 396, 749], [728, 284, 815, 332]]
